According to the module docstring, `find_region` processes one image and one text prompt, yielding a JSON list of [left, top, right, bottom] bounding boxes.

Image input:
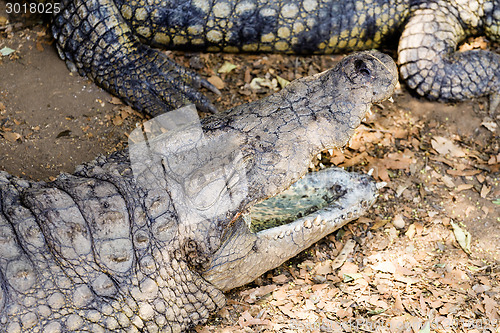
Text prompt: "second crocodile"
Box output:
[[49, 0, 500, 115]]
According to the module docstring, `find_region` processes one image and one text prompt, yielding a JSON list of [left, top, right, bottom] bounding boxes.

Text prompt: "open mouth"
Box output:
[[249, 169, 349, 232], [201, 164, 384, 291], [248, 166, 382, 234]]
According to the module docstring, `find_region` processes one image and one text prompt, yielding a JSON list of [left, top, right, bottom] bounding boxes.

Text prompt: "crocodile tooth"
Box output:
[[309, 162, 315, 169], [388, 97, 394, 103], [347, 212, 353, 219], [328, 149, 333, 156], [316, 153, 322, 160], [303, 219, 312, 228], [376, 182, 387, 190], [285, 230, 291, 236], [313, 215, 322, 226], [367, 168, 374, 176], [277, 232, 285, 239], [294, 225, 301, 232], [319, 163, 325, 169]]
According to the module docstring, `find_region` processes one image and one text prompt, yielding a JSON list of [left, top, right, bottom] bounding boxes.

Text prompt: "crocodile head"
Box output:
[[128, 51, 397, 291]]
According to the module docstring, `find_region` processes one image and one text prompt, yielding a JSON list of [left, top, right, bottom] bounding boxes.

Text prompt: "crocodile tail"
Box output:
[[398, 1, 500, 114]]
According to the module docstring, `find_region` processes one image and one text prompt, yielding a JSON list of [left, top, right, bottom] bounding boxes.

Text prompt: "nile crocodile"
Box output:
[[49, 0, 500, 116], [0, 51, 397, 332]]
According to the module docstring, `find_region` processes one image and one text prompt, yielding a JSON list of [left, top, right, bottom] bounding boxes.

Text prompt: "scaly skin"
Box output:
[[0, 51, 397, 332], [50, 0, 500, 115]]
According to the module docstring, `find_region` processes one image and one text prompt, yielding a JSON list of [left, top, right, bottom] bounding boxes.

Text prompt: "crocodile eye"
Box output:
[[354, 59, 371, 76], [333, 184, 343, 193]]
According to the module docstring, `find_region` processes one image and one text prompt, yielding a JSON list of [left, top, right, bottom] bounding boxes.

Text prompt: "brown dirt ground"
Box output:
[[1, 9, 499, 333]]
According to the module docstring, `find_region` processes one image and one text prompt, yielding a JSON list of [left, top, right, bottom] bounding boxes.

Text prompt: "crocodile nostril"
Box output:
[[354, 59, 371, 76]]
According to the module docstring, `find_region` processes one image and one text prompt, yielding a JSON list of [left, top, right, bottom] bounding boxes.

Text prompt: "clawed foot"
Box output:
[[102, 46, 220, 116]]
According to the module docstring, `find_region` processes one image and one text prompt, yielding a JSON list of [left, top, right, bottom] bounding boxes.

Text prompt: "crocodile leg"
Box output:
[[398, 2, 500, 115], [52, 0, 219, 116]]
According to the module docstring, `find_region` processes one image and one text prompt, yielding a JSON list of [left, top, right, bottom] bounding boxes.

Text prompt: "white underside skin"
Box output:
[[202, 167, 383, 291]]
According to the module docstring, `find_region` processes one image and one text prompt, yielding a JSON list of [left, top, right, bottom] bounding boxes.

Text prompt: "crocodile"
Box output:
[[0, 50, 397, 332], [48, 0, 500, 116]]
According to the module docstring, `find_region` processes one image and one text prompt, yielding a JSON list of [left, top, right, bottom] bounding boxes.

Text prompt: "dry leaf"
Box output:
[[330, 239, 356, 270], [272, 274, 289, 284], [36, 41, 44, 52], [480, 185, 491, 198], [419, 321, 431, 333], [392, 214, 405, 229], [483, 295, 499, 321], [371, 261, 396, 274], [207, 76, 225, 90], [278, 302, 295, 318], [393, 292, 404, 312], [240, 285, 277, 303], [342, 151, 368, 167], [2, 131, 21, 142], [249, 77, 278, 90], [393, 274, 417, 285], [370, 218, 390, 230], [112, 115, 124, 126], [450, 221, 471, 254], [343, 272, 363, 282], [109, 96, 123, 105], [329, 149, 345, 165], [384, 151, 415, 170], [456, 184, 473, 192], [238, 311, 271, 328], [276, 75, 290, 88], [313, 260, 333, 275], [338, 261, 358, 277], [447, 168, 481, 176], [366, 157, 390, 182], [272, 287, 288, 302], [488, 154, 500, 164], [336, 307, 352, 319], [441, 175, 455, 188], [395, 184, 409, 197], [481, 118, 498, 132], [431, 136, 465, 157], [459, 37, 489, 51], [218, 61, 237, 74], [406, 224, 416, 239]]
